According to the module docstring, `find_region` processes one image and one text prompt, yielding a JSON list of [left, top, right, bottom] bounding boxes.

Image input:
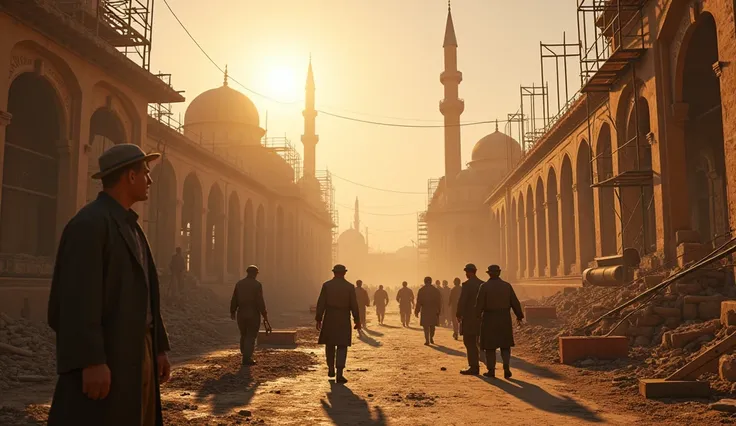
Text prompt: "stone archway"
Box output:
[[206, 183, 225, 278], [535, 178, 547, 277], [87, 108, 127, 203], [243, 200, 254, 266], [182, 173, 203, 278], [148, 159, 177, 265], [560, 155, 576, 274], [517, 194, 527, 278], [577, 141, 596, 269], [546, 167, 560, 276], [1, 72, 63, 266], [525, 186, 535, 277], [509, 199, 518, 280], [596, 124, 618, 255], [681, 13, 729, 247], [227, 192, 241, 276]]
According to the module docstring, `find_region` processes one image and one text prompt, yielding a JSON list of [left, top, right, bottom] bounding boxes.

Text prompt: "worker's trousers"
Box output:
[[325, 345, 348, 369]]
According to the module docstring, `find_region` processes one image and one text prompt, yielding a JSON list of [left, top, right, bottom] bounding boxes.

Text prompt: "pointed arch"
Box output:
[[546, 167, 560, 276], [596, 123, 617, 255], [243, 199, 254, 266], [182, 173, 203, 277], [148, 159, 177, 264], [535, 177, 548, 276], [560, 155, 576, 274], [577, 140, 596, 269], [227, 191, 241, 275], [206, 183, 225, 277], [517, 193, 527, 277]]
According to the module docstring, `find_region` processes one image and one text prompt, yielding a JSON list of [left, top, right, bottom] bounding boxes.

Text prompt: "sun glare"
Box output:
[[265, 65, 299, 101]]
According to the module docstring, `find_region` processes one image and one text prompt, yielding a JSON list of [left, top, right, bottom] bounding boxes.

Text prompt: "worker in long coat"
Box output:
[[441, 280, 452, 326], [355, 280, 371, 331], [456, 263, 484, 375], [316, 265, 361, 383], [373, 285, 389, 325], [475, 265, 524, 379], [449, 278, 462, 340], [230, 265, 268, 365], [396, 281, 414, 327], [415, 277, 442, 345], [47, 144, 171, 426]]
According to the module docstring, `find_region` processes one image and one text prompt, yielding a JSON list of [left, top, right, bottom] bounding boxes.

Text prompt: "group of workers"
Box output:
[[44, 143, 524, 426]]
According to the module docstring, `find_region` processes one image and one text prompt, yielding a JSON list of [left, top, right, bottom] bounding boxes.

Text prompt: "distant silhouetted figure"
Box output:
[[476, 265, 524, 379], [230, 265, 268, 366], [449, 278, 462, 340], [316, 265, 361, 383], [415, 277, 442, 345], [169, 247, 186, 296], [396, 281, 415, 327], [441, 280, 452, 327], [457, 263, 483, 375], [373, 285, 389, 325], [355, 280, 370, 331]]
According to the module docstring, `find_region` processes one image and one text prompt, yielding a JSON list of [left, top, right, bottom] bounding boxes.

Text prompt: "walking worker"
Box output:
[[230, 265, 268, 366], [355, 279, 371, 329], [441, 280, 452, 326], [373, 285, 389, 325], [415, 276, 442, 345], [315, 264, 361, 383], [396, 281, 415, 327], [168, 247, 186, 296], [457, 263, 483, 375], [475, 265, 524, 379], [449, 277, 462, 340], [47, 144, 171, 426]]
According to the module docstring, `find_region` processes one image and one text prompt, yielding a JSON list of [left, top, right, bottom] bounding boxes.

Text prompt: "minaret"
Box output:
[[440, 1, 464, 185], [301, 56, 319, 177], [354, 197, 360, 230]]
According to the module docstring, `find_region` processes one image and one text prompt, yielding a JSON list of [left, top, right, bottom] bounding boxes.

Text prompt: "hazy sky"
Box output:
[[150, 0, 580, 252]]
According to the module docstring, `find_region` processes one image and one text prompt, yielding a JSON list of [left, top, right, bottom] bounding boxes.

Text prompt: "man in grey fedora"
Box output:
[[315, 264, 361, 383], [47, 143, 171, 426]]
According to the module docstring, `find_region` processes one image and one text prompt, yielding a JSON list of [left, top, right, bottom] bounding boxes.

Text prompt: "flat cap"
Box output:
[[92, 143, 160, 179], [463, 263, 477, 272], [487, 264, 501, 273]]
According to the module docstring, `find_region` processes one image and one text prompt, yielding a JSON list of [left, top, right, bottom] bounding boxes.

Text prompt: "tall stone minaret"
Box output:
[[440, 1, 464, 185], [301, 56, 318, 177], [354, 197, 360, 230]]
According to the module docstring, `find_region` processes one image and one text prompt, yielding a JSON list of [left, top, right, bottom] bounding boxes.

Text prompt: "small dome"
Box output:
[[338, 228, 366, 248], [184, 84, 260, 128], [471, 130, 522, 163]]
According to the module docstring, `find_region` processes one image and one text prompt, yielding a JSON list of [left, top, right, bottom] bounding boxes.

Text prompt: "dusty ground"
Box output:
[[2, 306, 736, 425]]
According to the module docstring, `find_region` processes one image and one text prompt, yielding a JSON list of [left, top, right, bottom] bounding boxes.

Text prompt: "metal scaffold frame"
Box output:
[[427, 178, 441, 206], [57, 0, 155, 70], [417, 211, 428, 272], [316, 170, 338, 264], [578, 0, 654, 255], [263, 136, 303, 183]]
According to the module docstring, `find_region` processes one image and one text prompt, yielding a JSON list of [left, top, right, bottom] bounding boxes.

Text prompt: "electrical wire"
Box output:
[[331, 173, 425, 195], [336, 202, 418, 217]]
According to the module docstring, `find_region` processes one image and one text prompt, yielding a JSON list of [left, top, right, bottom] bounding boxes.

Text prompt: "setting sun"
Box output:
[[265, 64, 299, 101]]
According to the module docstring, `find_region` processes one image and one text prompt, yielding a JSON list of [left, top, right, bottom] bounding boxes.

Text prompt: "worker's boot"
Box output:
[[336, 368, 348, 384], [460, 367, 479, 375], [328, 366, 335, 378], [483, 370, 495, 378], [504, 368, 512, 379]]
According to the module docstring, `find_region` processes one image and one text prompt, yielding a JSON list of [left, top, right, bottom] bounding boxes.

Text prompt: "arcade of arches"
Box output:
[[482, 4, 736, 289]]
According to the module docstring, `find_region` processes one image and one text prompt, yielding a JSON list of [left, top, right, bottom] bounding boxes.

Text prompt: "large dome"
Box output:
[[471, 130, 522, 163], [338, 228, 366, 249], [184, 84, 260, 128]]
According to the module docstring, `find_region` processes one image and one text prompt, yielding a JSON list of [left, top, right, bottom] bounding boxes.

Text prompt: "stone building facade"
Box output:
[[0, 0, 333, 319], [428, 1, 736, 293]]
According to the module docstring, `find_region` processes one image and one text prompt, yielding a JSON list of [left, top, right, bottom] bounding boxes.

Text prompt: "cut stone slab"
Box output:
[[721, 301, 736, 327], [559, 336, 628, 364], [639, 379, 710, 399], [524, 306, 557, 322], [710, 399, 736, 413], [258, 330, 297, 346]]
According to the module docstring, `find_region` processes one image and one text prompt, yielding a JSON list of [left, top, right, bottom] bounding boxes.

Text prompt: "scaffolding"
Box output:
[[577, 0, 653, 254], [316, 170, 338, 264], [57, 0, 155, 70], [417, 211, 429, 273], [263, 136, 303, 183], [427, 178, 441, 207]]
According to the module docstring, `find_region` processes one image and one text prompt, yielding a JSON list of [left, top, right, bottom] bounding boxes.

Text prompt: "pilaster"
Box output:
[[0, 111, 11, 216]]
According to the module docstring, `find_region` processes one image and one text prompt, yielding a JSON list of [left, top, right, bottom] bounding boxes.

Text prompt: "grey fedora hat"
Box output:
[[92, 144, 161, 179]]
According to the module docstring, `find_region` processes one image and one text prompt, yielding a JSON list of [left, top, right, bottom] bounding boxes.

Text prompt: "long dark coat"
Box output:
[[316, 277, 360, 346], [475, 277, 524, 350], [415, 284, 442, 327], [396, 287, 414, 312], [47, 192, 170, 426], [456, 276, 483, 336]]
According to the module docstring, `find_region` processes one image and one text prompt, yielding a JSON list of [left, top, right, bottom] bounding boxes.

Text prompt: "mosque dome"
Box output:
[[471, 129, 522, 163], [184, 83, 260, 128], [338, 228, 367, 250]]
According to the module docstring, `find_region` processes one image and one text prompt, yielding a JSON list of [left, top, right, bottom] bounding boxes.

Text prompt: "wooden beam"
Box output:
[[667, 332, 736, 381]]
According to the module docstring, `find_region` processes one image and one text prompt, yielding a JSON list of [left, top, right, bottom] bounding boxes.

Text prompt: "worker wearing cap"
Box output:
[[475, 265, 524, 379], [449, 278, 462, 340], [373, 285, 389, 325], [230, 265, 268, 366], [415, 276, 442, 345], [316, 264, 361, 383], [396, 281, 415, 327], [355, 280, 371, 331], [457, 263, 484, 375]]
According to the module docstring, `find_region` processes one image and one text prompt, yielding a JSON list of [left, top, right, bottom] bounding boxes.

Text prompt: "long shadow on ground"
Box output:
[[509, 355, 561, 379], [364, 328, 384, 337], [358, 333, 382, 347], [478, 377, 603, 422], [430, 345, 466, 357], [321, 382, 386, 426]]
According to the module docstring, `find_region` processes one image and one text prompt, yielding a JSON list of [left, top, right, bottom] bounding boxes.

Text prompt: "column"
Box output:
[[0, 111, 11, 214], [543, 201, 553, 277], [199, 207, 208, 282], [556, 193, 566, 276], [572, 183, 582, 275], [516, 217, 524, 279], [220, 211, 228, 283], [525, 212, 535, 278], [174, 199, 183, 250], [667, 102, 692, 235]]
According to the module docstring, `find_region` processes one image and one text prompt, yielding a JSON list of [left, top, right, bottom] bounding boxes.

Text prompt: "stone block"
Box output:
[[677, 243, 710, 268], [524, 306, 557, 322], [653, 306, 681, 318], [258, 330, 297, 346], [699, 301, 722, 320], [721, 301, 736, 327], [676, 283, 703, 295], [639, 379, 710, 399], [683, 303, 698, 320], [637, 314, 664, 327], [559, 336, 628, 364], [719, 355, 736, 382], [670, 325, 717, 348]]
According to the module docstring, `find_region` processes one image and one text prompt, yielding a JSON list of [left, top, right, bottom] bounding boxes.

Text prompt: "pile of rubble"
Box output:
[[0, 278, 235, 391], [518, 265, 736, 389]]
